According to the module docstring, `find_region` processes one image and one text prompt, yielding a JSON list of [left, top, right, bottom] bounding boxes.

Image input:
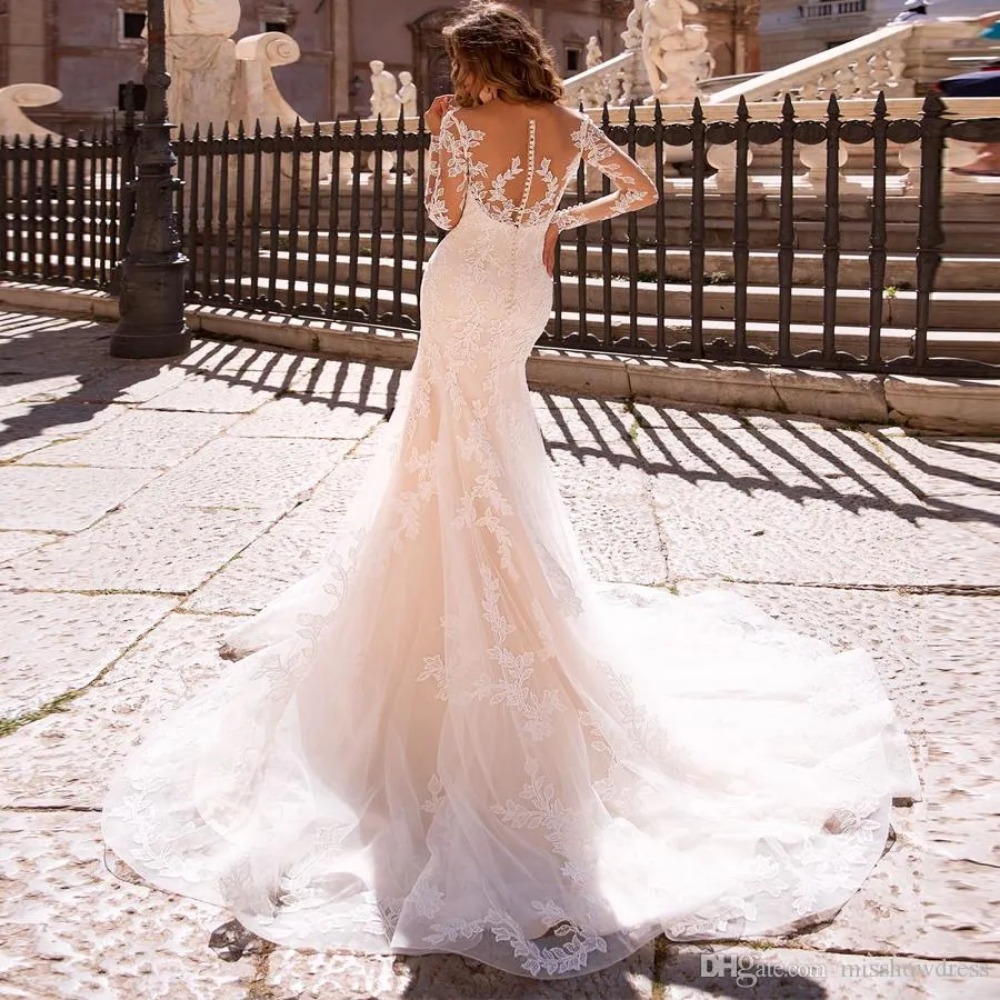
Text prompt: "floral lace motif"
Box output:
[[425, 110, 656, 234]]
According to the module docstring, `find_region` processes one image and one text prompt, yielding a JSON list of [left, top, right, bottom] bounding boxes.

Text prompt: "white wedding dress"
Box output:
[[102, 106, 919, 979]]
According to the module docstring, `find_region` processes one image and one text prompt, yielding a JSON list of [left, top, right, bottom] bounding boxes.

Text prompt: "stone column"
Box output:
[[330, 0, 351, 118], [8, 0, 48, 85]]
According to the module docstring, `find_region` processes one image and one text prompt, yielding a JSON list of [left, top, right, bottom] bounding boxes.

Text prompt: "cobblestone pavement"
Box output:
[[1, 311, 998, 999]]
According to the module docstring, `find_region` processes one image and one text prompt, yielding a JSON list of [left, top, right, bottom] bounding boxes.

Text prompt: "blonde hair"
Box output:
[[443, 2, 565, 107]]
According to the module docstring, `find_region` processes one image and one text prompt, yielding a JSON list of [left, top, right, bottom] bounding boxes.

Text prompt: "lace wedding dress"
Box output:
[[102, 107, 919, 979]]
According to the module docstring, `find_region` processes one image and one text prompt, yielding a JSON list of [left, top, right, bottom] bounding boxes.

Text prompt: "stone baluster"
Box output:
[[886, 40, 913, 97], [799, 142, 858, 193], [708, 142, 755, 194], [834, 64, 857, 99], [853, 54, 876, 98], [897, 142, 921, 194], [869, 48, 894, 93]]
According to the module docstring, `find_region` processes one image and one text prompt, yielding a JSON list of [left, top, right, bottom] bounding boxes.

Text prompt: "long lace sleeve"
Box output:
[[424, 110, 478, 231], [551, 116, 658, 232]]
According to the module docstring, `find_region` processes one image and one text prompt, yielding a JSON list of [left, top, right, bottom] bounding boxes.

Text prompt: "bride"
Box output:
[[102, 1, 918, 980]]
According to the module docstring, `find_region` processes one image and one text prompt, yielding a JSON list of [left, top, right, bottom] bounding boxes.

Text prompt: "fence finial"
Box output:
[[921, 91, 946, 118]]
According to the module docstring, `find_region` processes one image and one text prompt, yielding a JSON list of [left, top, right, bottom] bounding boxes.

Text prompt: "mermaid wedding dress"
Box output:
[[102, 107, 919, 979]]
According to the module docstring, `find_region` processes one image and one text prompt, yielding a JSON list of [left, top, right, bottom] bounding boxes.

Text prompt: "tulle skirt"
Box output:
[[102, 337, 919, 980]]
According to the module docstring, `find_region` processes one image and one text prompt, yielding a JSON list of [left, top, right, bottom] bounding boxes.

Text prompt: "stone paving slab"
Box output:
[[0, 400, 128, 462], [184, 452, 375, 614], [184, 338, 319, 381], [0, 464, 159, 533], [71, 363, 191, 405], [0, 590, 174, 720], [652, 476, 997, 587], [2, 502, 283, 594], [0, 374, 86, 409], [21, 409, 240, 468], [136, 372, 280, 414], [228, 394, 387, 440], [0, 531, 59, 568], [0, 810, 254, 1000], [285, 355, 406, 402], [0, 612, 230, 809], [123, 436, 354, 513], [875, 435, 1000, 498]]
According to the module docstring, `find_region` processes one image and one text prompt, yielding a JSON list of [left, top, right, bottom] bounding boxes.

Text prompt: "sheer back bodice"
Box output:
[[425, 103, 659, 234]]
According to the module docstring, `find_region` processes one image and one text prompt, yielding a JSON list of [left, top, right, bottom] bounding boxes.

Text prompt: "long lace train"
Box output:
[[101, 103, 919, 980]]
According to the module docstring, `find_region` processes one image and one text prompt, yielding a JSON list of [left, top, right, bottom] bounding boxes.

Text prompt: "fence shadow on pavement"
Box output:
[[534, 392, 1000, 536]]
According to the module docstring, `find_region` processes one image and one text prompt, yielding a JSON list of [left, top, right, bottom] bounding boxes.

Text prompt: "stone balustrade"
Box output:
[[710, 22, 916, 104], [562, 51, 644, 110]]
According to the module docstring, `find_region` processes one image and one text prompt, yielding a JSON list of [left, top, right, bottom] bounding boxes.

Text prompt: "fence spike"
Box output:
[[692, 95, 704, 123], [874, 91, 888, 119], [737, 94, 750, 120], [781, 92, 795, 120], [827, 93, 841, 119], [921, 91, 946, 118]]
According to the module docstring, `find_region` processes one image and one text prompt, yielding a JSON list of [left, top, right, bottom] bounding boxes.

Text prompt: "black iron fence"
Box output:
[[1, 95, 999, 376], [0, 126, 125, 290]]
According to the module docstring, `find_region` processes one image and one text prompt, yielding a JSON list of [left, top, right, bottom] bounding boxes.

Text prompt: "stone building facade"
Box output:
[[0, 1, 762, 132]]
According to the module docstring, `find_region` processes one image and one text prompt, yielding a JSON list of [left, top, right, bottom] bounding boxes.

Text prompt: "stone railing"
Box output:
[[561, 50, 645, 110], [710, 17, 994, 105], [710, 22, 916, 103]]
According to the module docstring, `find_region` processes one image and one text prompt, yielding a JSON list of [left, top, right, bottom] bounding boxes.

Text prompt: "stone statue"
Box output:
[[622, 0, 644, 50], [628, 0, 707, 104], [163, 0, 242, 131], [369, 60, 401, 121], [585, 36, 603, 70], [398, 70, 418, 118]]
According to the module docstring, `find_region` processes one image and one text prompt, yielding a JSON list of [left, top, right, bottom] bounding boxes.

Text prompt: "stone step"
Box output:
[[202, 275, 1000, 366], [253, 251, 1000, 330], [256, 233, 1000, 292], [13, 228, 1000, 294]]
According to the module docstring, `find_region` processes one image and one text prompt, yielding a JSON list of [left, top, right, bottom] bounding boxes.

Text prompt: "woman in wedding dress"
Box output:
[[102, 1, 919, 980]]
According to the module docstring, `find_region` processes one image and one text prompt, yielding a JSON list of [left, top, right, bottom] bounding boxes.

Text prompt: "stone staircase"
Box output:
[[230, 203, 1000, 366]]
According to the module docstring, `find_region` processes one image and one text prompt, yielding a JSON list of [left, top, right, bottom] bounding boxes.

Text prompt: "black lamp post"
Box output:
[[110, 0, 190, 358]]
